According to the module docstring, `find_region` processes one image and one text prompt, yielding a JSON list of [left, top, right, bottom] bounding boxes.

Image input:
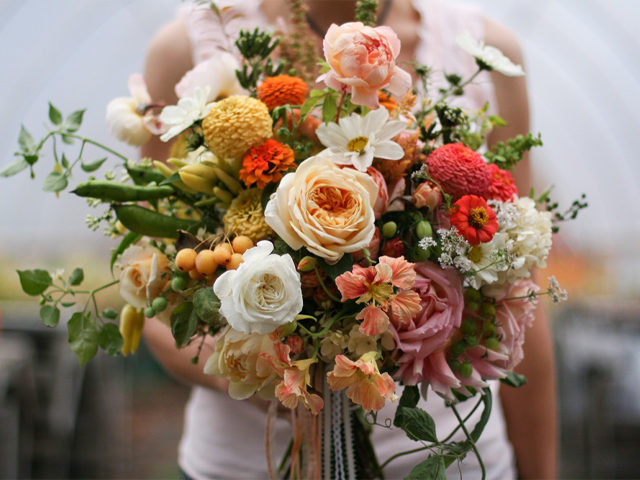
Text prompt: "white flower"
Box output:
[[176, 52, 246, 102], [465, 232, 510, 289], [457, 31, 525, 77], [316, 107, 406, 172], [159, 86, 213, 142], [106, 74, 155, 146], [213, 241, 303, 335]]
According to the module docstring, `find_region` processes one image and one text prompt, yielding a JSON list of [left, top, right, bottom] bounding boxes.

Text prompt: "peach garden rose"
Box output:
[[118, 245, 170, 309], [264, 152, 378, 264], [320, 22, 412, 108]]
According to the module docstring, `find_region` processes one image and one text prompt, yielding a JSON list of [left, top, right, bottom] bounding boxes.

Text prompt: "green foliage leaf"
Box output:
[[98, 323, 124, 355], [68, 267, 84, 286], [102, 308, 118, 320], [322, 93, 338, 123], [501, 371, 528, 388], [40, 305, 60, 327], [319, 254, 354, 280], [67, 312, 99, 366], [405, 455, 446, 480], [299, 90, 326, 119], [60, 301, 76, 307], [171, 302, 198, 348], [48, 102, 63, 125], [42, 171, 68, 192], [63, 109, 85, 132], [398, 385, 420, 409], [18, 125, 37, 152], [60, 153, 69, 169], [17, 269, 52, 295], [394, 406, 438, 443], [0, 157, 29, 177], [193, 288, 220, 322], [81, 157, 107, 173]]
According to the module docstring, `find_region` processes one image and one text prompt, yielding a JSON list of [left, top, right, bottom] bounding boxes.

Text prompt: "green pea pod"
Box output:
[[126, 165, 167, 186], [72, 180, 174, 202], [113, 204, 198, 238]]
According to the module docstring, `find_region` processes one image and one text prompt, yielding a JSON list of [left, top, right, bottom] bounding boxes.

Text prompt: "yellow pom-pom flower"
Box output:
[[202, 95, 273, 160], [223, 188, 274, 242]]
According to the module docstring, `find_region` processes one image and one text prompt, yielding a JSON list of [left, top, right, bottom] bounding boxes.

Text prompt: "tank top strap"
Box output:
[[412, 0, 498, 114]]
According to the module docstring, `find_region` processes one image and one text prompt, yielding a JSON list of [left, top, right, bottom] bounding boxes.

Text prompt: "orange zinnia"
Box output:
[[378, 91, 398, 114], [257, 75, 308, 110], [239, 139, 296, 189]]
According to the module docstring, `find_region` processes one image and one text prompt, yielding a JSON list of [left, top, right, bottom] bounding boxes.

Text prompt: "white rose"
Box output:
[[118, 245, 170, 309], [106, 74, 154, 146], [264, 152, 378, 264], [213, 241, 303, 335]]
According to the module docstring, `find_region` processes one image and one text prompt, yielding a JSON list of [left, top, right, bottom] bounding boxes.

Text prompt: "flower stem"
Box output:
[[312, 265, 340, 302], [56, 131, 129, 163], [425, 68, 483, 115], [451, 403, 486, 480]]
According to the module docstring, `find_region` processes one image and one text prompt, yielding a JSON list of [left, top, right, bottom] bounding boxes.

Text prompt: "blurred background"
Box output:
[[0, 0, 638, 478]]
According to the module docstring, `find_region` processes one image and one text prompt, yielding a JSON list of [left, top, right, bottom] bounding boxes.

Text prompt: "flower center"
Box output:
[[347, 136, 369, 153], [469, 207, 489, 229], [468, 245, 483, 263]]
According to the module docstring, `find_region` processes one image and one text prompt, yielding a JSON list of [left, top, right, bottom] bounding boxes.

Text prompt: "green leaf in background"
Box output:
[[60, 153, 69, 169], [81, 157, 107, 173], [18, 125, 37, 152], [394, 406, 438, 443], [322, 93, 338, 123], [48, 102, 63, 125], [98, 323, 124, 356], [0, 157, 29, 177], [42, 171, 68, 192], [63, 109, 85, 132], [299, 89, 326, 119], [193, 288, 220, 322], [17, 269, 52, 295], [68, 267, 84, 286], [320, 254, 353, 280], [398, 385, 420, 409], [67, 312, 99, 366], [39, 305, 60, 327], [501, 371, 528, 388], [405, 455, 446, 480], [171, 302, 198, 348], [102, 308, 118, 320]]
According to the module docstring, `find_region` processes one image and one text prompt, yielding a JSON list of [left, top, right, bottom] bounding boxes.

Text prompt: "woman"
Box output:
[[141, 1, 557, 478]]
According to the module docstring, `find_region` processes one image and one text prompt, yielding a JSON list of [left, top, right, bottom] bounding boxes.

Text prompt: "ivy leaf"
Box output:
[[405, 455, 446, 480], [0, 157, 29, 177], [501, 371, 527, 388], [18, 125, 37, 152], [17, 269, 52, 295], [98, 323, 124, 356], [40, 305, 60, 327], [63, 109, 85, 133], [81, 157, 107, 173], [42, 171, 68, 192], [193, 288, 220, 322], [48, 102, 63, 125], [171, 302, 198, 348], [67, 312, 99, 366], [68, 267, 84, 286], [394, 406, 438, 443]]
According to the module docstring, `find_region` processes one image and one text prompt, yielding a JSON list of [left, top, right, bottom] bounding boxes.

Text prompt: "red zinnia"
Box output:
[[449, 195, 498, 245], [485, 163, 518, 201], [425, 143, 490, 200]]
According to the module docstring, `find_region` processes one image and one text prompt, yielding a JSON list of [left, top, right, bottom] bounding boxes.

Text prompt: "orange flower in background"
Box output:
[[327, 352, 397, 411], [378, 91, 398, 114], [450, 194, 498, 245], [239, 139, 296, 189], [257, 74, 308, 110]]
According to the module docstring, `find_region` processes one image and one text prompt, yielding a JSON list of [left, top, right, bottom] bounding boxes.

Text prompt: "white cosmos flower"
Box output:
[[457, 31, 525, 77], [159, 86, 213, 142], [213, 241, 303, 335], [316, 107, 406, 172]]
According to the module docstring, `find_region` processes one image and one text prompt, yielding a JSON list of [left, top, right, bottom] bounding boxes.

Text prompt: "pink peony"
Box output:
[[390, 262, 464, 392], [367, 166, 389, 219], [320, 22, 412, 108]]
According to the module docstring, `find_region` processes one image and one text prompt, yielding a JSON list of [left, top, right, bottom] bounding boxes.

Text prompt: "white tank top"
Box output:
[[178, 2, 514, 478]]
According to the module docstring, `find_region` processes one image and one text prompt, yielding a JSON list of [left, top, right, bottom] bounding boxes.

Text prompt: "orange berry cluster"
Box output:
[[174, 236, 254, 280]]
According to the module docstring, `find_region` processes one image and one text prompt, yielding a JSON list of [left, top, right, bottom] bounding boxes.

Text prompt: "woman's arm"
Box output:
[[485, 17, 558, 479]]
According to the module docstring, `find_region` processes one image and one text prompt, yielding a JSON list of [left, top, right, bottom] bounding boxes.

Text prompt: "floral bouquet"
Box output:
[[3, 1, 586, 478]]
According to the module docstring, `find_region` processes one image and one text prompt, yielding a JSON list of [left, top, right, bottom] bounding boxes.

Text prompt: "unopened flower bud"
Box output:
[[459, 361, 473, 378], [481, 303, 496, 318], [413, 182, 442, 210], [484, 337, 500, 351], [415, 220, 433, 239], [382, 221, 398, 238], [120, 304, 145, 356], [151, 296, 168, 313], [297, 256, 318, 272]]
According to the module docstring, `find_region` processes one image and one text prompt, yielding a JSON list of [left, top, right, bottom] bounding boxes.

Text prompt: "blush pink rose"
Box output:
[[367, 166, 389, 219], [390, 261, 464, 394], [320, 22, 412, 108], [413, 182, 442, 211]]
